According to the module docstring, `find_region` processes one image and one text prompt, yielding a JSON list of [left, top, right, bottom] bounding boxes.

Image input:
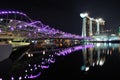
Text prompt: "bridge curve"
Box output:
[[0, 10, 32, 22], [0, 10, 86, 42]]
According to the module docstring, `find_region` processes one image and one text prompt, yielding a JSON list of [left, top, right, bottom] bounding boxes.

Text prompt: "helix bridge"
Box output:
[[0, 10, 93, 80], [0, 10, 82, 43]]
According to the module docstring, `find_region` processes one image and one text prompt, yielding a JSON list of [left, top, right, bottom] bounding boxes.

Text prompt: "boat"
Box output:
[[0, 43, 12, 62]]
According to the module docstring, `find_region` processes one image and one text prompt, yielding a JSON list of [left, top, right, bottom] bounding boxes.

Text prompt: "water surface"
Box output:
[[0, 43, 120, 80]]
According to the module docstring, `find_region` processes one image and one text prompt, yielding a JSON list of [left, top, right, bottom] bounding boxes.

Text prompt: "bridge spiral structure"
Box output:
[[0, 10, 82, 41]]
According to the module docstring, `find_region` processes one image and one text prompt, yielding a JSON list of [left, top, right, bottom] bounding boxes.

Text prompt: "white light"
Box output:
[[90, 18, 94, 20], [10, 19, 13, 22], [11, 77, 14, 80], [19, 76, 22, 80], [97, 60, 99, 65], [38, 65, 40, 67], [99, 60, 104, 66], [92, 62, 95, 66], [95, 18, 104, 23], [35, 67, 37, 70], [28, 64, 31, 67], [28, 54, 31, 57], [0, 18, 3, 21], [43, 51, 45, 55], [80, 13, 88, 18], [30, 68, 33, 71], [98, 18, 102, 21], [31, 40, 34, 43], [26, 52, 28, 54], [85, 67, 89, 71], [25, 70, 27, 72], [31, 54, 33, 57]]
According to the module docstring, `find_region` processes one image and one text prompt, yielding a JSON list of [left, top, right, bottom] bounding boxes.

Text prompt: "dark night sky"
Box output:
[[0, 0, 120, 35]]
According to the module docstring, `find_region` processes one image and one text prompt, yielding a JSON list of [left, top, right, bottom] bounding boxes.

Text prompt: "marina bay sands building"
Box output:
[[80, 13, 105, 37]]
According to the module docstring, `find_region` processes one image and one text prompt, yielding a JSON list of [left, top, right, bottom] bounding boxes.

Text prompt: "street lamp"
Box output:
[[80, 13, 88, 37]]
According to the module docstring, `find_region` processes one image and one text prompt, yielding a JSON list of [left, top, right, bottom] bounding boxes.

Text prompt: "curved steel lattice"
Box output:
[[0, 10, 82, 40]]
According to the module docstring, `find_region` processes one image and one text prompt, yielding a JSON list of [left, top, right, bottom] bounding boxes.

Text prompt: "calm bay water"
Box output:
[[0, 43, 120, 80]]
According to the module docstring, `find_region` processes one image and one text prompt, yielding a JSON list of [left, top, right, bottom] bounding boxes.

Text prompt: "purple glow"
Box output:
[[22, 20, 83, 39], [0, 11, 26, 16], [37, 28, 40, 32], [56, 44, 94, 56], [18, 25, 22, 29], [48, 58, 55, 63], [10, 27, 14, 31], [19, 76, 22, 80], [11, 77, 14, 80], [41, 65, 49, 69], [0, 29, 2, 33], [28, 72, 41, 79]]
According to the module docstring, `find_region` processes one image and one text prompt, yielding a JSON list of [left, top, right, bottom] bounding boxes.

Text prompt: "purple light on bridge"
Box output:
[[8, 11, 12, 13], [18, 25, 22, 29], [10, 27, 14, 31], [0, 29, 2, 33], [37, 28, 40, 32]]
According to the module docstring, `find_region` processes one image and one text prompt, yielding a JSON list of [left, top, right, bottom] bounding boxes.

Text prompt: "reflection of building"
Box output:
[[81, 44, 106, 71], [81, 43, 120, 72]]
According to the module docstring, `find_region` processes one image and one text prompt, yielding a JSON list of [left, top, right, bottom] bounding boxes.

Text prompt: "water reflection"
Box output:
[[0, 44, 93, 80], [1, 43, 120, 79], [81, 43, 120, 72]]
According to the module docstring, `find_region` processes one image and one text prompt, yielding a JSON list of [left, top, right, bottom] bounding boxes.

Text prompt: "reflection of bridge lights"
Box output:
[[85, 67, 89, 71], [25, 70, 27, 72], [28, 72, 41, 79], [19, 76, 22, 80], [0, 18, 3, 21], [41, 65, 49, 69], [7, 44, 94, 79], [30, 68, 33, 71], [28, 64, 31, 67], [11, 77, 14, 80]]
